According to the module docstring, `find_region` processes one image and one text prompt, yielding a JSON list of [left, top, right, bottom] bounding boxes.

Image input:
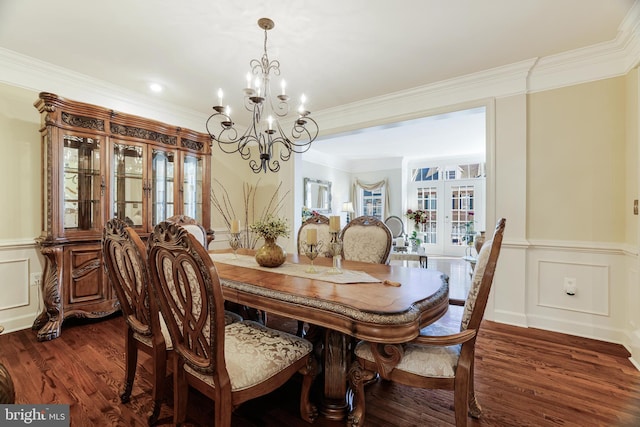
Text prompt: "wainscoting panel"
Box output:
[[0, 240, 43, 333], [537, 259, 609, 315], [0, 257, 29, 310], [526, 241, 627, 345]]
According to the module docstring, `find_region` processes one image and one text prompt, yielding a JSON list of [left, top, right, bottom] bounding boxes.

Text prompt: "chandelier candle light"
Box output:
[[206, 18, 319, 174]]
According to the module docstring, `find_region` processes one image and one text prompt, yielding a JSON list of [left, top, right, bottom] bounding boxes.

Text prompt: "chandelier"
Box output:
[[206, 18, 319, 173]]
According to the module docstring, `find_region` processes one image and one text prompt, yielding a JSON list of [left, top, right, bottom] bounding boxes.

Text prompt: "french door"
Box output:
[[411, 178, 484, 256]]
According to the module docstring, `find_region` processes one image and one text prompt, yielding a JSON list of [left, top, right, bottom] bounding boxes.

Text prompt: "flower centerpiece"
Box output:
[[250, 215, 290, 267], [406, 209, 429, 231]]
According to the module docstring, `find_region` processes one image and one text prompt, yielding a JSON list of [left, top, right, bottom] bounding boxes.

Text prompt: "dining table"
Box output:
[[209, 248, 449, 422]]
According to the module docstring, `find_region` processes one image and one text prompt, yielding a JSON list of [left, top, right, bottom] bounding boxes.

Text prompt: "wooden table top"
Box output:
[[210, 249, 449, 343]]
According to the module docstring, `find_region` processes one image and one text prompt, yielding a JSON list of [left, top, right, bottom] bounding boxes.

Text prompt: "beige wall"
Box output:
[[210, 147, 294, 249], [527, 77, 627, 242], [0, 84, 40, 241], [625, 68, 638, 246]]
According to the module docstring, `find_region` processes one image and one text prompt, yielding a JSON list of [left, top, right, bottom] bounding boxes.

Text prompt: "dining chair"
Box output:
[[340, 215, 393, 264], [166, 214, 243, 325], [297, 214, 332, 258], [384, 215, 405, 239], [348, 218, 506, 427], [147, 221, 318, 426], [102, 218, 172, 425], [295, 214, 332, 336], [166, 214, 210, 248]]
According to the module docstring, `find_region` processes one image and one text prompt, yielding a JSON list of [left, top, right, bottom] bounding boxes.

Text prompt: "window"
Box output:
[[360, 187, 384, 220], [411, 163, 485, 182]]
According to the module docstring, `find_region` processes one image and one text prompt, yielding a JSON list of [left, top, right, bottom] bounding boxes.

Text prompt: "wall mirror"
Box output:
[[304, 178, 332, 213]]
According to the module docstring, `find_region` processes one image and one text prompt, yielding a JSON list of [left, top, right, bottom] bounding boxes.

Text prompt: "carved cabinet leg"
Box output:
[[31, 246, 64, 341], [320, 328, 349, 420]]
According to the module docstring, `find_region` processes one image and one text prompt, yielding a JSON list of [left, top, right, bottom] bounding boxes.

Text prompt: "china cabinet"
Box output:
[[33, 92, 212, 341]]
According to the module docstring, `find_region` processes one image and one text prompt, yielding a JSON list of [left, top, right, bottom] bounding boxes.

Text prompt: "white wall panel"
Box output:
[[537, 260, 609, 315], [0, 258, 29, 310]]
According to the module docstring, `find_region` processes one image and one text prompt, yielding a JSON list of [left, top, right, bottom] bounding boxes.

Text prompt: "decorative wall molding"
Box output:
[[527, 238, 626, 255], [0, 47, 208, 132], [3, 3, 640, 141], [0, 258, 29, 311], [0, 239, 39, 250]]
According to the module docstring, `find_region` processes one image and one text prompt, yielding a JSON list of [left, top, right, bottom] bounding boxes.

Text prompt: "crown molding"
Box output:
[[527, 1, 640, 93], [2, 3, 640, 137], [313, 59, 536, 137], [0, 47, 208, 131]]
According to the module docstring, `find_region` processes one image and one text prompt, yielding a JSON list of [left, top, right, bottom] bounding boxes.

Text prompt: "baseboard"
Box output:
[[0, 311, 38, 335]]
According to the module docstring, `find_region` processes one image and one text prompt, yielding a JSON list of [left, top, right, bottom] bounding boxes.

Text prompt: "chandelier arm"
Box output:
[[207, 17, 318, 173]]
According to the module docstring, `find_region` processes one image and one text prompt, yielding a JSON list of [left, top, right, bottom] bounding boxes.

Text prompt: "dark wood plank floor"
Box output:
[[1, 311, 639, 426]]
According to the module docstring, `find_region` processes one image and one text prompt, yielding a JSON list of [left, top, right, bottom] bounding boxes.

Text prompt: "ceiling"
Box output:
[[0, 0, 635, 162]]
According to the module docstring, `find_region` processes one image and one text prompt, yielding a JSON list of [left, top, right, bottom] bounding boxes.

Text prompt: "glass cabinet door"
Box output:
[[181, 153, 203, 223], [151, 149, 176, 227], [112, 142, 144, 227], [63, 135, 102, 232]]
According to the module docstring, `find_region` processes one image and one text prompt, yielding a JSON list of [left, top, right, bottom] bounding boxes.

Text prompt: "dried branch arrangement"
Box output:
[[211, 178, 290, 249]]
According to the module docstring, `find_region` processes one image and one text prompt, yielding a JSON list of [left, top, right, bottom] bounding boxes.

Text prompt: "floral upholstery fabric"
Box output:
[[461, 238, 492, 331], [354, 340, 461, 378], [184, 320, 313, 391], [342, 226, 391, 264]]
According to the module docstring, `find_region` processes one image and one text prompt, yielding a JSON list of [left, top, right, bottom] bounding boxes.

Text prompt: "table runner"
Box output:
[[210, 252, 381, 284]]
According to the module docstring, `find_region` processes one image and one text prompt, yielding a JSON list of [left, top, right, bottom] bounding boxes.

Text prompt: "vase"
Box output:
[[255, 237, 287, 267], [474, 231, 486, 255]]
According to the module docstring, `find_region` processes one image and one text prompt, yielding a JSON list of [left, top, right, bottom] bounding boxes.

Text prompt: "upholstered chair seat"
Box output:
[[184, 320, 313, 391]]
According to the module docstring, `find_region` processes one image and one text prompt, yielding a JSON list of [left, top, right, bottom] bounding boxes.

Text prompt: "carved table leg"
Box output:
[[320, 328, 349, 420], [31, 246, 64, 341]]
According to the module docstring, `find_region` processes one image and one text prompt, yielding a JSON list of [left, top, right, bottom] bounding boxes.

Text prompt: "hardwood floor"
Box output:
[[1, 310, 639, 426]]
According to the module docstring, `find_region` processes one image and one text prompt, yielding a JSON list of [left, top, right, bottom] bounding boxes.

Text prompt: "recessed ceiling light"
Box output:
[[149, 83, 163, 93]]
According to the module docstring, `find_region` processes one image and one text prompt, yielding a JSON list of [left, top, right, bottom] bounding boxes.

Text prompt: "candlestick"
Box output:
[[229, 232, 241, 258], [231, 219, 240, 234], [302, 240, 322, 273], [326, 231, 343, 274]]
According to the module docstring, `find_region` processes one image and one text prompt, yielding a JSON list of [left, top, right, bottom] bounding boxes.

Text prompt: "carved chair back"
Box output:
[[166, 214, 209, 248], [340, 215, 393, 264], [102, 218, 169, 424], [297, 214, 332, 257], [147, 221, 317, 426], [103, 218, 158, 342]]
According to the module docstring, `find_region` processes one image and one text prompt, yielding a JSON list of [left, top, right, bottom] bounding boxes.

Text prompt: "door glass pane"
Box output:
[[112, 144, 144, 226], [417, 186, 438, 243], [152, 150, 175, 226], [63, 135, 101, 230], [182, 154, 202, 222], [450, 185, 475, 246]]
